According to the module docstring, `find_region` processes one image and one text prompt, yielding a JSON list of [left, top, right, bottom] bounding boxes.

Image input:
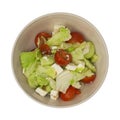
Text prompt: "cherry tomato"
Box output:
[[60, 86, 81, 101], [39, 44, 51, 55], [54, 49, 72, 66], [66, 32, 85, 43], [81, 74, 96, 84], [75, 89, 81, 94], [35, 32, 51, 47]]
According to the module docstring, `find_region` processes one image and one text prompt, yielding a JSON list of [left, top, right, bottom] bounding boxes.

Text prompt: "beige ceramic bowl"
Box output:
[[12, 13, 109, 107]]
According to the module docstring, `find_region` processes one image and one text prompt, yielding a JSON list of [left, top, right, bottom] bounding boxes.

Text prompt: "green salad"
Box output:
[[20, 25, 98, 101]]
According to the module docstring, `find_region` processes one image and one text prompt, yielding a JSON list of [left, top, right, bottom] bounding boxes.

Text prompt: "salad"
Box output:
[[20, 25, 98, 101]]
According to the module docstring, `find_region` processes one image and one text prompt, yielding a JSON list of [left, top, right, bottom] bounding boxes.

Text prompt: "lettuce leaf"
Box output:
[[36, 75, 49, 87], [56, 70, 73, 93], [71, 42, 86, 64], [91, 54, 98, 63], [40, 55, 54, 66], [59, 42, 81, 52], [23, 61, 37, 78], [47, 27, 71, 46], [36, 65, 56, 79], [84, 41, 95, 59], [84, 58, 96, 72], [20, 48, 41, 68], [47, 77, 56, 90], [27, 72, 38, 88]]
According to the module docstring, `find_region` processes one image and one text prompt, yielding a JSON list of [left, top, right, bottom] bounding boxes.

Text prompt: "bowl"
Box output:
[[12, 12, 109, 107]]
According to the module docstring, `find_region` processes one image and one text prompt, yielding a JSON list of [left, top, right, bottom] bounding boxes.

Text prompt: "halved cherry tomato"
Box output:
[[54, 49, 72, 66], [35, 32, 51, 47], [75, 89, 81, 94], [39, 44, 51, 55], [81, 74, 96, 84], [66, 32, 85, 43], [60, 86, 81, 101]]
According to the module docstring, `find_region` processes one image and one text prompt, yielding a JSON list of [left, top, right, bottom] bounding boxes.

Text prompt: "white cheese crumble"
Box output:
[[35, 87, 48, 97], [50, 90, 59, 100], [52, 63, 63, 75]]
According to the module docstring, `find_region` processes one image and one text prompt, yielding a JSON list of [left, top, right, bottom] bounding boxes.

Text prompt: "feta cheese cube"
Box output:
[[52, 63, 63, 75], [35, 87, 48, 97], [50, 90, 59, 100]]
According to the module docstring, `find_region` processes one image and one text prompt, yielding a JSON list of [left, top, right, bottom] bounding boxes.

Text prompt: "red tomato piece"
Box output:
[[35, 32, 51, 47], [75, 89, 81, 94], [81, 74, 96, 84], [54, 49, 72, 66], [66, 32, 85, 43], [60, 86, 81, 101], [39, 44, 51, 55], [38, 32, 51, 38]]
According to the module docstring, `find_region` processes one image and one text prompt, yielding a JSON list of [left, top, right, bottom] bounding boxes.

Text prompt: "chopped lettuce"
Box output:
[[71, 46, 84, 64], [20, 48, 55, 89], [52, 25, 65, 35], [24, 65, 49, 89], [71, 41, 97, 66], [25, 66, 56, 89], [27, 73, 38, 88], [56, 70, 73, 93], [36, 75, 49, 87], [20, 48, 41, 68], [36, 65, 56, 79], [20, 51, 35, 68], [84, 41, 95, 59], [75, 61, 85, 73], [23, 61, 37, 78], [35, 48, 42, 61], [71, 71, 85, 82], [27, 72, 55, 90], [84, 69, 94, 77], [40, 55, 54, 66], [91, 54, 98, 63], [84, 58, 96, 72], [47, 27, 71, 46], [45, 85, 52, 92], [59, 42, 81, 52], [20, 48, 41, 78], [70, 41, 97, 73], [71, 42, 87, 64], [59, 42, 72, 50], [75, 67, 85, 73], [47, 77, 56, 90], [20, 50, 56, 89]]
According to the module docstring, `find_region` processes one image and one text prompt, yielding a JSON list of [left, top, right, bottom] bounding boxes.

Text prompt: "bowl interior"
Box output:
[[12, 13, 108, 107]]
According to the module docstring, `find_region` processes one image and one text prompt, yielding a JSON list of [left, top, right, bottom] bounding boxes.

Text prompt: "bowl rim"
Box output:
[[11, 12, 109, 108]]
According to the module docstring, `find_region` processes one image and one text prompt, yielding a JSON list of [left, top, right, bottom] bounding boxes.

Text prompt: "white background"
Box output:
[[0, 0, 119, 120]]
